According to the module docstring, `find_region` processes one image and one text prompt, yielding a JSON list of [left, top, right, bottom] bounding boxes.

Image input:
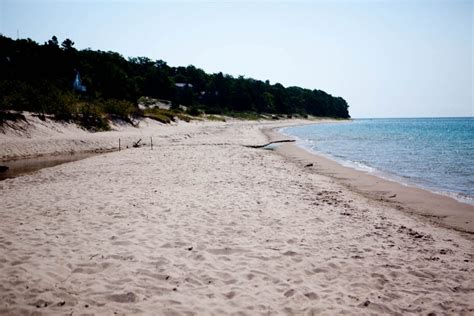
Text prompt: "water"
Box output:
[[281, 118, 474, 204], [0, 152, 102, 181]]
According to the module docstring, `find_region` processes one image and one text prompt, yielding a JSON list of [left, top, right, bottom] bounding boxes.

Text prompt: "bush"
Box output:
[[52, 92, 80, 121], [144, 108, 193, 124], [186, 106, 201, 116], [78, 102, 110, 131], [146, 112, 172, 124], [206, 115, 226, 122], [103, 99, 137, 120], [0, 80, 37, 112], [201, 106, 223, 115], [143, 108, 175, 124], [174, 113, 192, 122], [0, 111, 26, 125], [226, 111, 262, 120], [137, 96, 157, 107]]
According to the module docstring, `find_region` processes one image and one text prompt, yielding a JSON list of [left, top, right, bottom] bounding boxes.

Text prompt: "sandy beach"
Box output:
[[0, 118, 473, 315]]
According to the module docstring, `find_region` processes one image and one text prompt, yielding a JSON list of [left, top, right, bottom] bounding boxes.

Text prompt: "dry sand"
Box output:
[[0, 118, 473, 315]]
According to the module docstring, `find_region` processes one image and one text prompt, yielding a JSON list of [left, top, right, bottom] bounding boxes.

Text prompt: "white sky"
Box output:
[[1, 0, 472, 118]]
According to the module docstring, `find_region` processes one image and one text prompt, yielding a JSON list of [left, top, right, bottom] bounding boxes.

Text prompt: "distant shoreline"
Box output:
[[266, 126, 474, 235]]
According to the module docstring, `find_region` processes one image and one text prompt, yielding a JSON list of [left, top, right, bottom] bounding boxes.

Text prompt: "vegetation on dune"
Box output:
[[204, 115, 226, 122], [225, 112, 264, 120], [0, 35, 350, 129], [0, 110, 26, 124], [143, 108, 192, 124]]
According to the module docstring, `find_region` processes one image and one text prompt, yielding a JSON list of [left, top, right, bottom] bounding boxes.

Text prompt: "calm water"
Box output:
[[281, 118, 474, 204], [0, 152, 102, 181]]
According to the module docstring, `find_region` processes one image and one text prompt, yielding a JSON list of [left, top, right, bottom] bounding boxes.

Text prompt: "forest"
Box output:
[[0, 35, 350, 129]]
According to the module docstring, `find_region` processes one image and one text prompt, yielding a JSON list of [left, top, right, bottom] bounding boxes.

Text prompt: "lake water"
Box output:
[[281, 118, 474, 204], [0, 152, 102, 181]]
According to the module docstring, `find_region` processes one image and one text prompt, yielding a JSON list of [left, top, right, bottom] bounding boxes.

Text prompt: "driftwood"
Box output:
[[245, 139, 295, 149], [0, 165, 9, 173], [132, 139, 142, 148]]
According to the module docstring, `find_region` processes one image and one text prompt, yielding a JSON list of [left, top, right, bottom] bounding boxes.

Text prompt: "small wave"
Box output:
[[339, 160, 376, 173], [283, 119, 474, 206], [428, 190, 474, 205], [292, 138, 474, 206], [296, 141, 377, 174]]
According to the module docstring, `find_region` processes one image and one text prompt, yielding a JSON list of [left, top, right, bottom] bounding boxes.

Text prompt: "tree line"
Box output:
[[0, 35, 350, 128]]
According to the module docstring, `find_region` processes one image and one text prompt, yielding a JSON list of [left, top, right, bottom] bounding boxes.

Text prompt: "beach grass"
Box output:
[[143, 108, 193, 124]]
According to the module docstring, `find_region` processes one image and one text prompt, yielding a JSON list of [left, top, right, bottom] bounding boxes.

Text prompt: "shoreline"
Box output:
[[267, 127, 474, 235]]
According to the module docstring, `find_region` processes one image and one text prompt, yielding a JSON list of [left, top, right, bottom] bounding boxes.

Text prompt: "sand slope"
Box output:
[[0, 113, 183, 160], [0, 121, 473, 315]]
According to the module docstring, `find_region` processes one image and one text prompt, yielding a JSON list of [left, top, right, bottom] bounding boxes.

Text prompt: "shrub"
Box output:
[[52, 92, 80, 121], [138, 96, 157, 107], [146, 112, 172, 124], [201, 106, 224, 115], [186, 106, 201, 116], [206, 115, 226, 122], [78, 102, 110, 131], [144, 108, 193, 124], [0, 111, 26, 125], [143, 108, 174, 124], [226, 111, 262, 120], [174, 113, 192, 122], [103, 99, 137, 120]]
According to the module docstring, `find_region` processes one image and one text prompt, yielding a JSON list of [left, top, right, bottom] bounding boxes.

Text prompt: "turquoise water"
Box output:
[[281, 118, 474, 204]]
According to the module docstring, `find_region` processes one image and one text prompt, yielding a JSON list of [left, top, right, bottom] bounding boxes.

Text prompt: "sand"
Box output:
[[0, 118, 473, 315], [267, 128, 474, 234]]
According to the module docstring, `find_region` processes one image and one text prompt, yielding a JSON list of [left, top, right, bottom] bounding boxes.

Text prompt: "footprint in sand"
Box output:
[[106, 292, 137, 303], [284, 289, 295, 297], [304, 292, 319, 300], [223, 291, 236, 299]]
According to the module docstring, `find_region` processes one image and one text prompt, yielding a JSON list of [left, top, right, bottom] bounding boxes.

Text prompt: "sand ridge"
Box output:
[[0, 120, 473, 315]]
